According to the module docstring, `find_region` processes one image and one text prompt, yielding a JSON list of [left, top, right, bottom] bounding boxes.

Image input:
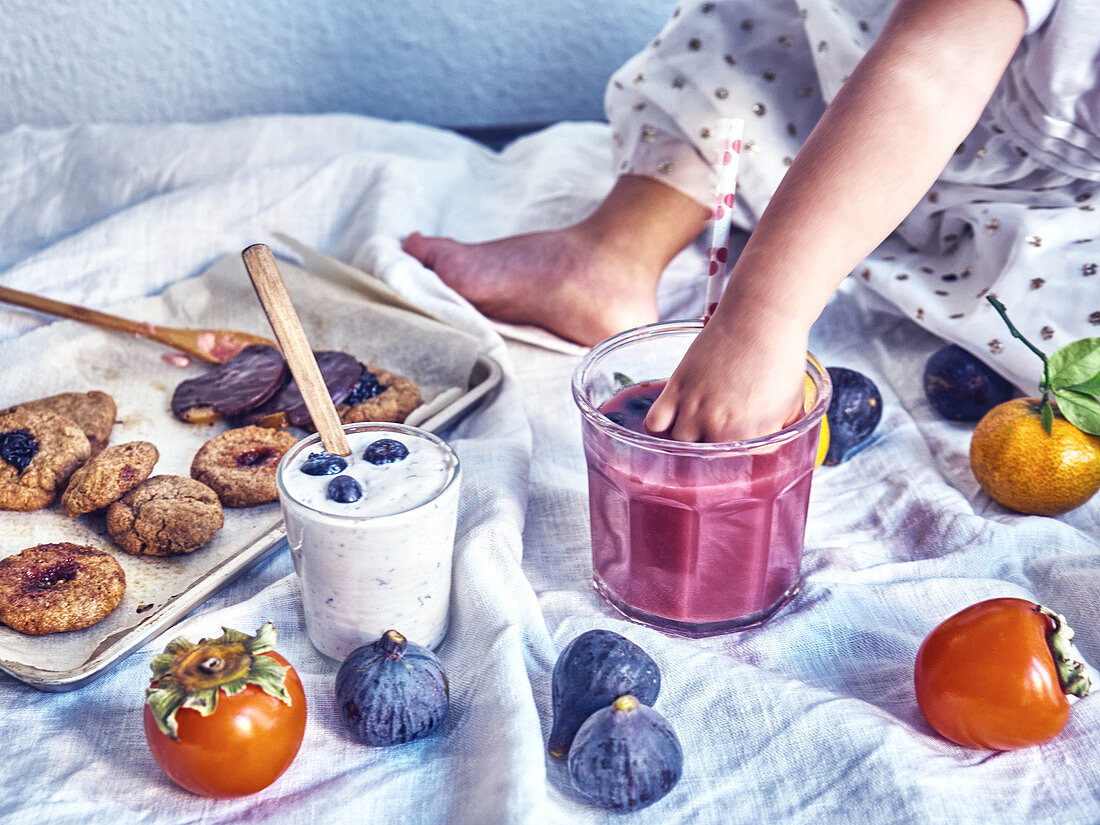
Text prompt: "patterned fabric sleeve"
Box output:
[[603, 1, 825, 222]]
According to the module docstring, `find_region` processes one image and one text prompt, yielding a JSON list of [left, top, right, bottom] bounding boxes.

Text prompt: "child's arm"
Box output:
[[645, 0, 1028, 442]]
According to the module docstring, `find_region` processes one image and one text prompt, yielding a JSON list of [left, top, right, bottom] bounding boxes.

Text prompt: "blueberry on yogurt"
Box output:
[[301, 452, 348, 476], [363, 438, 409, 465], [327, 475, 363, 503]]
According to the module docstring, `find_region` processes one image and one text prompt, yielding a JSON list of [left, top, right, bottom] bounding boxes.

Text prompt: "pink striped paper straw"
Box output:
[[703, 117, 745, 322]]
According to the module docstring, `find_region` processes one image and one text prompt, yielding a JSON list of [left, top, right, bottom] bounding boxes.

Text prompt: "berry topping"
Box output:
[[0, 429, 38, 471], [605, 412, 627, 427], [301, 452, 348, 476], [363, 438, 409, 465], [327, 475, 363, 503], [346, 368, 385, 405], [234, 448, 280, 468], [26, 560, 80, 592]]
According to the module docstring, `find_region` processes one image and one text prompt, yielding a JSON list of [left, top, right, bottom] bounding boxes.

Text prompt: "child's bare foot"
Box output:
[[402, 227, 661, 346], [403, 175, 710, 347]]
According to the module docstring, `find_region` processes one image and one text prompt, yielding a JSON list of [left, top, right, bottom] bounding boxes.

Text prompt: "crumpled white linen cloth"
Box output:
[[0, 114, 1097, 825]]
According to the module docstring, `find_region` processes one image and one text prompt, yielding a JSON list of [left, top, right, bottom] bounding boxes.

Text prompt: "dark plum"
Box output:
[[301, 452, 348, 476], [335, 630, 449, 746], [548, 629, 660, 758], [363, 438, 409, 465], [567, 695, 683, 812], [824, 366, 883, 465], [327, 475, 362, 503], [923, 344, 1015, 422], [0, 429, 38, 471]]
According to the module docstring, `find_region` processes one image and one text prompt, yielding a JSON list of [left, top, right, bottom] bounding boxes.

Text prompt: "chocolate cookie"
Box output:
[[339, 365, 422, 425], [0, 409, 91, 511], [106, 475, 224, 556], [62, 441, 159, 516], [8, 391, 117, 455], [171, 344, 287, 424], [191, 425, 298, 507], [235, 350, 362, 428], [0, 543, 126, 635]]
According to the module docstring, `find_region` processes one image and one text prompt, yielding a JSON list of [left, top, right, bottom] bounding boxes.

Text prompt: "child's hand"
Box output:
[[644, 309, 809, 443]]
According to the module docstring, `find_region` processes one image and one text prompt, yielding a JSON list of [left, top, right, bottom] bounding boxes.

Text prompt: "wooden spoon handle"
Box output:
[[0, 284, 159, 339], [242, 244, 351, 456]]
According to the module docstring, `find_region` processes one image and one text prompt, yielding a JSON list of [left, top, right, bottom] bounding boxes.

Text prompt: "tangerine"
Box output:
[[816, 415, 830, 469], [970, 398, 1100, 516], [803, 372, 829, 468]]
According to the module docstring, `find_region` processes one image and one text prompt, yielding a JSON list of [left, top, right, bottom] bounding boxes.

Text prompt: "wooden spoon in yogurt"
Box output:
[[241, 243, 351, 456]]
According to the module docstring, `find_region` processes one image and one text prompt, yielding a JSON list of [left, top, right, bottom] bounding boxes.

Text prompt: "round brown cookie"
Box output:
[[338, 366, 422, 425], [107, 475, 224, 556], [0, 542, 126, 635], [62, 441, 159, 516], [8, 391, 117, 455], [0, 409, 91, 511], [191, 425, 298, 507]]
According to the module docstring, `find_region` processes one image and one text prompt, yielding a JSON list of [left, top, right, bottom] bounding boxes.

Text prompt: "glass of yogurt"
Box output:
[[275, 421, 461, 660]]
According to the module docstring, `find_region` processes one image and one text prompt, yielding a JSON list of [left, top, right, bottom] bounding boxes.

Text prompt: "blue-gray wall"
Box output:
[[0, 0, 675, 132]]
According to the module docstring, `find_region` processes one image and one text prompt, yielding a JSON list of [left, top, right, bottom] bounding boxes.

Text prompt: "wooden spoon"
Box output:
[[242, 244, 351, 456], [0, 284, 277, 364]]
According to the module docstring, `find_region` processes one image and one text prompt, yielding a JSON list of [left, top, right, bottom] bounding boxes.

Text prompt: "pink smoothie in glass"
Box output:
[[587, 379, 818, 629]]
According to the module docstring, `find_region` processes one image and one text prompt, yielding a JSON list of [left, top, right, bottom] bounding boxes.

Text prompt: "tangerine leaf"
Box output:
[[1048, 338, 1100, 390], [1053, 388, 1100, 436], [1060, 375, 1100, 397], [1040, 400, 1054, 436]]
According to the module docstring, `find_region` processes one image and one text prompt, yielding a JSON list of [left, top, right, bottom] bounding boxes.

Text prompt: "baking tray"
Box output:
[[0, 354, 501, 691]]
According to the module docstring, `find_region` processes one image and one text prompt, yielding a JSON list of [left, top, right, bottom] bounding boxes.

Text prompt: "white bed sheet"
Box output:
[[0, 114, 1097, 825]]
